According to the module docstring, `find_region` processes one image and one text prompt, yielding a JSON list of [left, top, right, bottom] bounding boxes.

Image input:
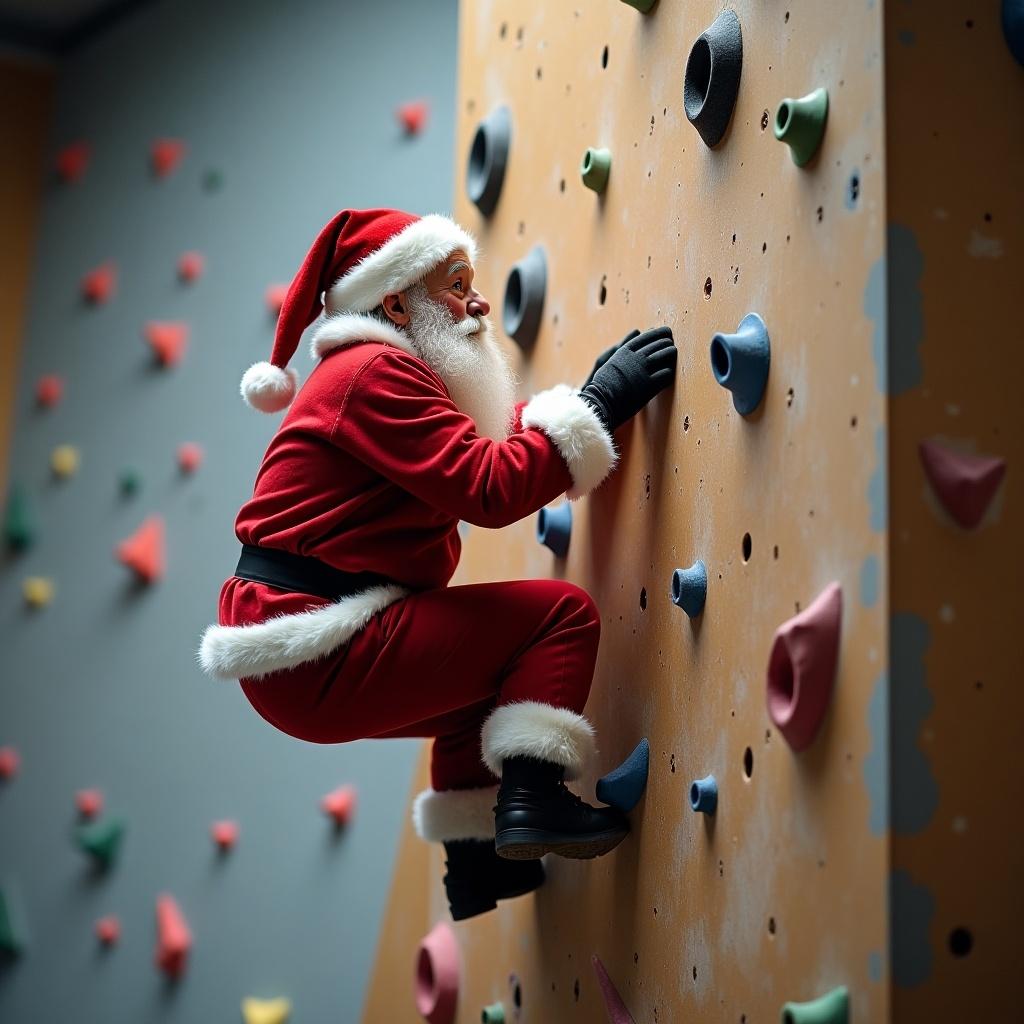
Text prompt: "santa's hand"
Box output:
[[580, 329, 641, 390]]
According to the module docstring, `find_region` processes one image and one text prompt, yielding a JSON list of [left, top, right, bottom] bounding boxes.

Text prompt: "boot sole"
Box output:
[[495, 827, 628, 861]]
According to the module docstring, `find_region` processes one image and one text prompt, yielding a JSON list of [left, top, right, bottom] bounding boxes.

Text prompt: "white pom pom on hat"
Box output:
[[240, 361, 300, 413]]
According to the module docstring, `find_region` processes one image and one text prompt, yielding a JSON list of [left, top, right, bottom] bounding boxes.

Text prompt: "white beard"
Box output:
[[404, 283, 520, 441]]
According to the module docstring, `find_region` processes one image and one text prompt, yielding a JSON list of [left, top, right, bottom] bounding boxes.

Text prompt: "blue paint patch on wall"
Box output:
[[868, 949, 884, 983], [891, 613, 939, 833], [864, 251, 887, 392], [887, 223, 926, 395], [868, 426, 887, 532], [860, 554, 880, 607], [864, 671, 889, 834], [898, 29, 916, 46], [891, 869, 935, 987]]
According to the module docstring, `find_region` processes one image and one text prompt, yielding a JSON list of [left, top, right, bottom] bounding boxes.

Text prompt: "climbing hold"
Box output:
[[266, 283, 289, 317], [76, 788, 104, 819], [0, 747, 20, 779], [150, 138, 186, 178], [581, 147, 611, 194], [766, 582, 843, 752], [0, 879, 28, 957], [689, 774, 718, 815], [4, 487, 34, 552], [143, 321, 188, 367], [503, 245, 547, 348], [242, 996, 292, 1024], [56, 141, 90, 183], [621, 0, 657, 12], [76, 816, 126, 869], [203, 168, 224, 192], [119, 468, 142, 497], [154, 894, 191, 979], [23, 577, 55, 609], [177, 251, 204, 283], [211, 820, 239, 851], [177, 442, 204, 474], [415, 920, 460, 1024], [710, 312, 771, 415], [591, 954, 637, 1024], [51, 444, 80, 479], [775, 88, 829, 167], [398, 99, 429, 135], [35, 374, 65, 408], [466, 105, 511, 217], [116, 515, 166, 584], [918, 439, 1007, 530], [1004, 0, 1024, 66], [81, 262, 117, 304], [95, 915, 121, 946], [781, 985, 850, 1024], [481, 1005, 506, 1023], [596, 738, 649, 813], [536, 501, 572, 557], [321, 784, 357, 827], [671, 559, 708, 618], [684, 10, 743, 148]]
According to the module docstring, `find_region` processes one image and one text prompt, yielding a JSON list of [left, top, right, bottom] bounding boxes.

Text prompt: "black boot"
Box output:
[[442, 839, 546, 921], [494, 755, 629, 861]]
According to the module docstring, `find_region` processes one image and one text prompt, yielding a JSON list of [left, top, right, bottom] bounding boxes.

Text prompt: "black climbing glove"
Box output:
[[581, 329, 641, 390], [579, 325, 676, 433]]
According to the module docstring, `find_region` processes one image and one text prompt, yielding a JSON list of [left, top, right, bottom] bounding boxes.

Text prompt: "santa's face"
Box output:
[[420, 248, 490, 322]]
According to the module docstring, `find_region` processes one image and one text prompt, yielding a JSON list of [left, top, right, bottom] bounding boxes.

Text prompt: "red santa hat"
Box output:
[[241, 208, 478, 412]]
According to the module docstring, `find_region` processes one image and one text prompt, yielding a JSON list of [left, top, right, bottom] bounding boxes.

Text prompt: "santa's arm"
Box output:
[[331, 350, 618, 528]]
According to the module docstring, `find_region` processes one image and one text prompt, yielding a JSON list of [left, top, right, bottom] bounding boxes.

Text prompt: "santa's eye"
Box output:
[[452, 278, 465, 292]]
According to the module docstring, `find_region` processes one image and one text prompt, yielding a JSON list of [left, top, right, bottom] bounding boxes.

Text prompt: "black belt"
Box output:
[[234, 544, 395, 601]]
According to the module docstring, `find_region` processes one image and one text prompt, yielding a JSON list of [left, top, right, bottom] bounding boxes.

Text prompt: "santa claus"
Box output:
[[198, 207, 676, 921]]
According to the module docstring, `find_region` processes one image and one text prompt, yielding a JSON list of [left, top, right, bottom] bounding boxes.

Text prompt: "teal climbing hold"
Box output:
[[671, 559, 707, 617], [4, 486, 34, 551], [596, 738, 649, 813], [481, 1003, 506, 1023], [203, 168, 224, 192], [0, 879, 28, 957], [75, 816, 126, 869], [781, 986, 849, 1024], [774, 88, 829, 167], [119, 469, 142, 497], [537, 501, 572, 557], [581, 147, 611, 193]]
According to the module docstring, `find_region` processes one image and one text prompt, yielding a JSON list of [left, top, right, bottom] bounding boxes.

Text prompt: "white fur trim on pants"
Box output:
[[412, 785, 499, 842], [480, 700, 598, 782], [520, 385, 618, 500], [197, 583, 411, 680]]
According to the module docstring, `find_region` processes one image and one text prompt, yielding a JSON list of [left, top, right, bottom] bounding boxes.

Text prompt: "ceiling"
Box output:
[[0, 0, 153, 56]]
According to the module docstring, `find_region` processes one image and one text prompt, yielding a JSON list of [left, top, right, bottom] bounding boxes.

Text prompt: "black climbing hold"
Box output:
[[710, 312, 770, 415], [684, 10, 743, 148], [536, 501, 571, 558], [671, 560, 707, 618], [503, 246, 547, 348], [466, 106, 512, 217]]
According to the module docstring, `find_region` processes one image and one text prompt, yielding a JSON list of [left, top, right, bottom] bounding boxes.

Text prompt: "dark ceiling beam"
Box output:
[[0, 0, 157, 58]]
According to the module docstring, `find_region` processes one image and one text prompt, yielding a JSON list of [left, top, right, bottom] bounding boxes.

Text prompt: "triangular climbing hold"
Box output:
[[265, 283, 288, 317], [0, 747, 20, 780], [81, 262, 117, 304], [151, 138, 186, 178], [211, 820, 238, 851], [119, 468, 142, 497], [116, 516, 166, 584], [397, 99, 429, 135], [596, 738, 649, 813], [56, 141, 90, 183], [154, 894, 191, 978], [241, 996, 292, 1024], [919, 439, 1006, 530], [95, 915, 121, 946], [23, 577, 55, 608], [76, 816, 126, 869], [177, 251, 204, 283], [4, 486, 35, 552], [51, 444, 80, 479], [591, 954, 636, 1024], [321, 784, 357, 827], [143, 321, 188, 367], [35, 375, 65, 408], [76, 788, 104, 819], [177, 442, 203, 474]]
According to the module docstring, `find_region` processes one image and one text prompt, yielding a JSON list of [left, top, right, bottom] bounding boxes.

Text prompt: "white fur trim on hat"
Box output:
[[521, 384, 619, 500], [309, 311, 418, 361], [480, 700, 598, 782], [412, 785, 499, 842], [326, 213, 479, 314], [240, 361, 300, 413]]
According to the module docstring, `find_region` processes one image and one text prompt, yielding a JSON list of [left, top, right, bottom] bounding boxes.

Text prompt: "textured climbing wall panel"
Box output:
[[367, 1, 889, 1021], [884, 4, 1023, 1020]]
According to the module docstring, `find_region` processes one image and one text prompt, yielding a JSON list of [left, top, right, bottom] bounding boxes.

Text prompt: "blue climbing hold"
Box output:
[[671, 559, 707, 618], [596, 738, 650, 813], [1004, 0, 1024, 66], [690, 774, 718, 815], [536, 501, 572, 558], [710, 312, 771, 415]]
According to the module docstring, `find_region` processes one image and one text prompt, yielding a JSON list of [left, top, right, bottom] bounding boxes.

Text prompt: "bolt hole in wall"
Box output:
[[949, 927, 973, 957], [599, 276, 607, 304], [742, 532, 752, 562], [601, 44, 609, 69], [640, 587, 647, 610], [768, 915, 777, 936], [704, 276, 713, 298], [743, 746, 754, 778]]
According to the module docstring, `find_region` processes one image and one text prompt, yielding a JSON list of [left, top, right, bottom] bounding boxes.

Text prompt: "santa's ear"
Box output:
[[380, 291, 410, 325]]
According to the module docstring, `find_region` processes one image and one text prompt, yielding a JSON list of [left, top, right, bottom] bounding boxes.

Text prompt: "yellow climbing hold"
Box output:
[[23, 577, 55, 608], [51, 445, 80, 478], [241, 996, 291, 1024]]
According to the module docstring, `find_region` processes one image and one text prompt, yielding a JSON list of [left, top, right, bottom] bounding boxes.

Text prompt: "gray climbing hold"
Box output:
[[536, 501, 571, 557], [684, 10, 743, 148], [671, 559, 707, 618], [503, 246, 547, 348], [596, 738, 649, 813], [467, 106, 511, 217]]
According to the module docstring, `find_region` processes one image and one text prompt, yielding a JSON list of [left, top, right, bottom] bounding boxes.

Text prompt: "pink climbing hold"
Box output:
[[397, 99, 429, 135], [415, 921, 461, 1024], [56, 141, 90, 183], [154, 894, 191, 978], [0, 747, 20, 779], [150, 138, 186, 178], [76, 788, 104, 819], [766, 582, 843, 752], [144, 321, 189, 367], [919, 439, 1007, 530], [116, 515, 166, 584], [321, 784, 357, 827], [265, 283, 289, 317], [95, 915, 121, 945], [211, 820, 239, 851], [35, 375, 65, 409], [591, 954, 637, 1024], [177, 442, 204, 474], [177, 251, 205, 283], [82, 262, 117, 304]]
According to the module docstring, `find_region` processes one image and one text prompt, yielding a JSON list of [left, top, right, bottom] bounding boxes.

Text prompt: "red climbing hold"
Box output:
[[919, 439, 1007, 530], [177, 443, 203, 474], [116, 516, 166, 584], [591, 954, 637, 1024], [150, 138, 186, 178], [211, 820, 238, 851], [82, 262, 117, 304], [0, 747, 20, 779], [265, 283, 288, 317], [177, 251, 204, 283], [76, 789, 104, 819], [36, 375, 65, 408], [766, 582, 843, 752], [397, 99, 429, 135], [144, 321, 188, 367], [56, 141, 91, 183], [95, 915, 120, 945], [321, 784, 357, 826], [154, 894, 191, 978]]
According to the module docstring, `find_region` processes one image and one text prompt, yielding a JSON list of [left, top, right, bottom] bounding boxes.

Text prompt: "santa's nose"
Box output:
[[467, 292, 490, 317]]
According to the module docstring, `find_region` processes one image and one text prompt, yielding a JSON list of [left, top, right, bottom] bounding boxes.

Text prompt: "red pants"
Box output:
[[239, 579, 600, 792]]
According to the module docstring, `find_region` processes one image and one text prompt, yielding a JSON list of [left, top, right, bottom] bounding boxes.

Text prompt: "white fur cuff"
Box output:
[[480, 700, 598, 782], [412, 785, 499, 842], [521, 385, 618, 500]]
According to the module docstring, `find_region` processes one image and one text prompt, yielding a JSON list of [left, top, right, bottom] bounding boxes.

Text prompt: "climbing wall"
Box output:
[[364, 1, 890, 1021]]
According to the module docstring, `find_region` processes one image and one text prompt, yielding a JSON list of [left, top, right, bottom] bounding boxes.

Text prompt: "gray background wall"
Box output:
[[0, 0, 458, 1018]]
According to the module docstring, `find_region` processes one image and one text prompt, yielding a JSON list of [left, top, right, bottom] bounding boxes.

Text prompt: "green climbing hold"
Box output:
[[481, 1003, 506, 1023], [4, 486, 34, 551], [781, 985, 849, 1024], [119, 468, 141, 497], [621, 0, 657, 11], [774, 87, 829, 167], [581, 147, 612, 194], [203, 168, 224, 192], [76, 817, 126, 869], [0, 880, 28, 957]]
